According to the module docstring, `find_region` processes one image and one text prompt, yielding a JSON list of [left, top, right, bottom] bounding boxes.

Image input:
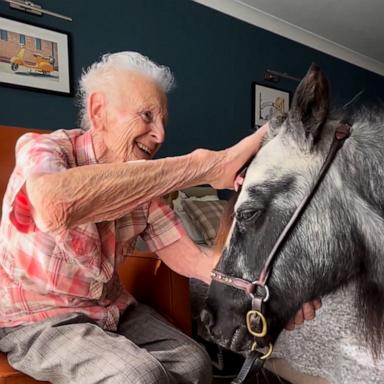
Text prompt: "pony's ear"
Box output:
[[288, 64, 329, 144]]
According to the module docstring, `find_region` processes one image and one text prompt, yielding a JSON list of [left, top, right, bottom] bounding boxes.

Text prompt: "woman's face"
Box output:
[[92, 71, 168, 163]]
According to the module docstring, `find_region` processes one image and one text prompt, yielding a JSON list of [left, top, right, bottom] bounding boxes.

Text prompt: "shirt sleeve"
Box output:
[[4, 132, 105, 277], [7, 132, 68, 233], [141, 197, 187, 252]]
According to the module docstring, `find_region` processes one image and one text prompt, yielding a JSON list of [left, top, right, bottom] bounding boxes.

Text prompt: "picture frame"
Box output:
[[252, 83, 290, 129], [0, 16, 72, 95]]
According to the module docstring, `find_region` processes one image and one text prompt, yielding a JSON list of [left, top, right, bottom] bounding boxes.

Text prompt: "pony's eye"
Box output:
[[236, 209, 260, 223]]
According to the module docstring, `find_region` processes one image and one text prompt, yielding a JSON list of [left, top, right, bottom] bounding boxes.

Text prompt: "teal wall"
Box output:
[[1, 0, 384, 157]]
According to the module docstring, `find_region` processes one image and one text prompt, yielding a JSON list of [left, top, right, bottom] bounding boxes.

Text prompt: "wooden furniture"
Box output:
[[0, 125, 192, 384]]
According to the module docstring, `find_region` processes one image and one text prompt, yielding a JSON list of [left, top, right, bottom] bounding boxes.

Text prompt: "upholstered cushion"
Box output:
[[182, 200, 227, 246]]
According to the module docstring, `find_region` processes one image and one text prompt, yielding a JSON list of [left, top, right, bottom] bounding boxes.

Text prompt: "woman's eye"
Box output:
[[236, 209, 260, 223], [142, 111, 153, 123]]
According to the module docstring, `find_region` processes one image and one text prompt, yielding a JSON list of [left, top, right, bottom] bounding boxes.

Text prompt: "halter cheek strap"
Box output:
[[210, 122, 351, 384], [230, 351, 265, 384]]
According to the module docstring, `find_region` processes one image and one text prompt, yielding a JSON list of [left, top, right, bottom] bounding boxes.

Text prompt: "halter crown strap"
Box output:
[[211, 123, 351, 289], [258, 122, 351, 284], [210, 123, 351, 384]]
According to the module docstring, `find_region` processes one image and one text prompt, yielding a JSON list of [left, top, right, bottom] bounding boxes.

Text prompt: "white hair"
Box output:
[[77, 51, 175, 130]]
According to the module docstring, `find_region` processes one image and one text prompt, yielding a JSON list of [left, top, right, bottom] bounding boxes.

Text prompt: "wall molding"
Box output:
[[193, 0, 384, 77]]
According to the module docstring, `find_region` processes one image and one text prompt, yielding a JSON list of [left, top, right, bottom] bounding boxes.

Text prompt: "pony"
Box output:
[[202, 64, 384, 358]]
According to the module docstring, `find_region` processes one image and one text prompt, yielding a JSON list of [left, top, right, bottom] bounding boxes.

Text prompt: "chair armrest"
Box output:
[[118, 251, 192, 336]]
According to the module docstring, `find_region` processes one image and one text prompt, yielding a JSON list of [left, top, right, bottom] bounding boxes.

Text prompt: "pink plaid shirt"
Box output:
[[0, 129, 185, 330]]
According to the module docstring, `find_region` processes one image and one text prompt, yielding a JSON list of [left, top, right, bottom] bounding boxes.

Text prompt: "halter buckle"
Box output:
[[251, 341, 273, 360], [246, 310, 267, 337]]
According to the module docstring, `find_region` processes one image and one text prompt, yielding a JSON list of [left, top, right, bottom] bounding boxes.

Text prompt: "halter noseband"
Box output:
[[210, 122, 351, 384]]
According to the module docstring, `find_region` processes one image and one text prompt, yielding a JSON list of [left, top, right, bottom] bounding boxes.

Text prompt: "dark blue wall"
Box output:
[[1, 0, 384, 157]]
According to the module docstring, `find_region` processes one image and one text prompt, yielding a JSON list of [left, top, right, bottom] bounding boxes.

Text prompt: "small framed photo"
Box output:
[[0, 16, 72, 95], [252, 83, 290, 129]]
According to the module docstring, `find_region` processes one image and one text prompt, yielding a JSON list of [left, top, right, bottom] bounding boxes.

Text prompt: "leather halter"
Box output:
[[210, 122, 351, 384]]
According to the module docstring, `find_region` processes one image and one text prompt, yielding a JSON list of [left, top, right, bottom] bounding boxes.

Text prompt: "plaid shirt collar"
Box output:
[[75, 130, 98, 166]]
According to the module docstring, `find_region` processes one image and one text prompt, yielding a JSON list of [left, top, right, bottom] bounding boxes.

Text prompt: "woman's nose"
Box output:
[[150, 122, 165, 144]]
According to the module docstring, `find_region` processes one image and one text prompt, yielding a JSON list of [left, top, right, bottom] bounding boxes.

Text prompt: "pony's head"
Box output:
[[202, 64, 384, 356]]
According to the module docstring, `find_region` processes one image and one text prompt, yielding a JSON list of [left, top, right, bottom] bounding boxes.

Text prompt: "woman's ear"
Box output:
[[88, 92, 106, 132]]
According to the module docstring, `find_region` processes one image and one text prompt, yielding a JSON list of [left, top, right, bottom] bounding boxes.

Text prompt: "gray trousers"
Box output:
[[0, 303, 212, 384]]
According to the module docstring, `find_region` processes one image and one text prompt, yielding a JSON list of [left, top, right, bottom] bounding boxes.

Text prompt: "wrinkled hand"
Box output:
[[207, 123, 268, 190], [234, 170, 246, 192], [285, 299, 322, 331]]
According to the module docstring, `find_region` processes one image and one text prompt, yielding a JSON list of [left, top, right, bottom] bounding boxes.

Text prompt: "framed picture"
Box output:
[[252, 83, 290, 129], [0, 16, 71, 95]]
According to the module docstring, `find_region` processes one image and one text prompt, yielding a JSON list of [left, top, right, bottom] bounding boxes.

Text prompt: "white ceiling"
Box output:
[[193, 0, 384, 76]]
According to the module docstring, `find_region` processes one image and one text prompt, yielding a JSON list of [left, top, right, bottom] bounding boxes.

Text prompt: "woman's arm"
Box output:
[[155, 235, 218, 284], [26, 126, 268, 232]]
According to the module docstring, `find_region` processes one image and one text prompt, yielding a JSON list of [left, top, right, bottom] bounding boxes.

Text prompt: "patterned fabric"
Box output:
[[0, 304, 211, 384], [182, 200, 226, 246], [0, 129, 185, 330]]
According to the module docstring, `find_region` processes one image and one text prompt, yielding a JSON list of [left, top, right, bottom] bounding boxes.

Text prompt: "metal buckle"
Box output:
[[246, 310, 267, 337], [250, 283, 270, 302], [251, 341, 273, 360]]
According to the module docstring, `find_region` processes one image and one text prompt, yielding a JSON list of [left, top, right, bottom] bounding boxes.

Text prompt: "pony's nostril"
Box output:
[[200, 308, 214, 328]]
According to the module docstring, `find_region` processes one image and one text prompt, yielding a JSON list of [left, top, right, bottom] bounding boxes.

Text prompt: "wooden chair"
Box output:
[[0, 125, 192, 384]]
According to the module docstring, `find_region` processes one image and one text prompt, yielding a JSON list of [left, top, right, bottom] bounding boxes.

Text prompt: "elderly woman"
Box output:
[[0, 52, 317, 384]]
